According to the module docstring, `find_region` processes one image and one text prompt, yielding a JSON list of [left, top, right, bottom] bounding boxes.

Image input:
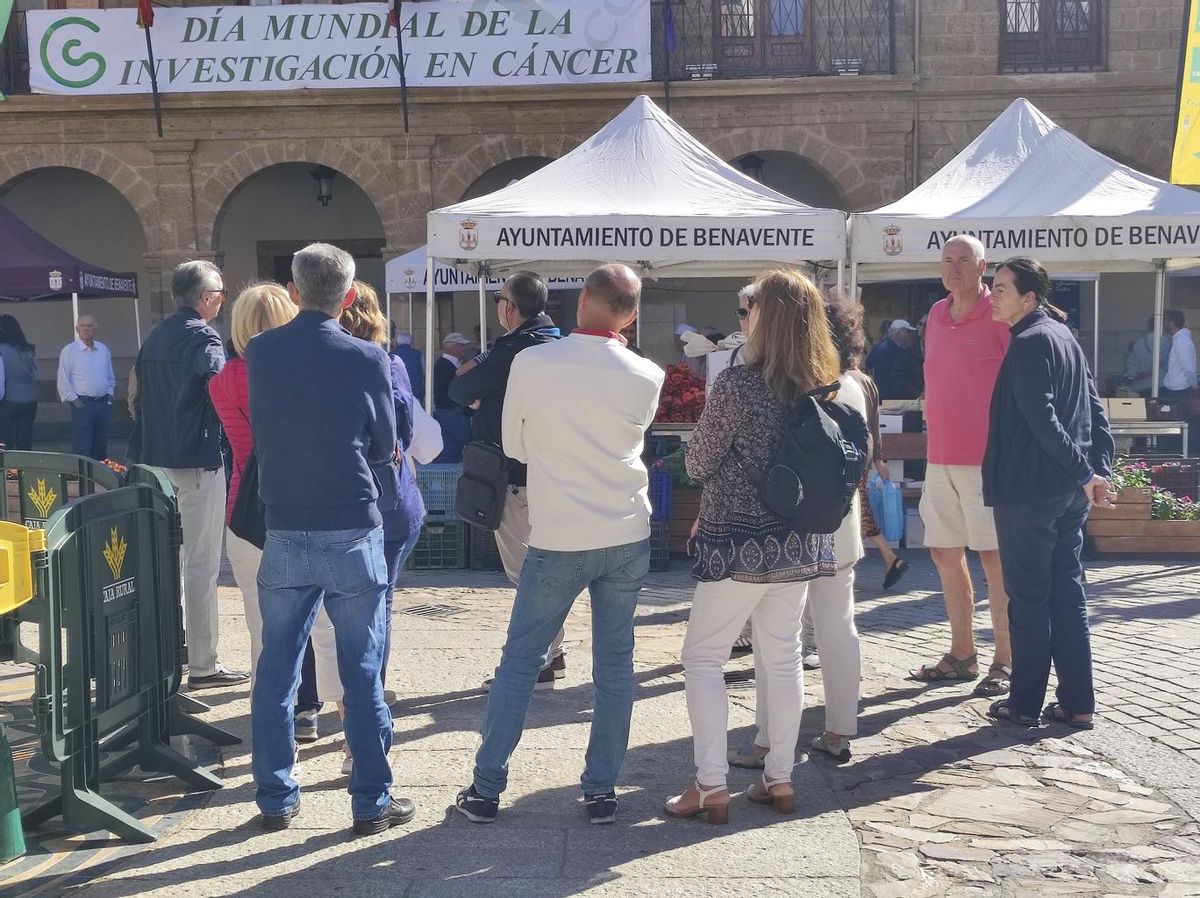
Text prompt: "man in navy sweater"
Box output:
[[245, 243, 414, 836]]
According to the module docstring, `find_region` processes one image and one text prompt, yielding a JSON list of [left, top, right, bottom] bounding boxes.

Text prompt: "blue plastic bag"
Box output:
[[867, 471, 905, 543]]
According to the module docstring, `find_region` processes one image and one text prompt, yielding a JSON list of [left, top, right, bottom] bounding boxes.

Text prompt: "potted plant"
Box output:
[[1088, 458, 1200, 553]]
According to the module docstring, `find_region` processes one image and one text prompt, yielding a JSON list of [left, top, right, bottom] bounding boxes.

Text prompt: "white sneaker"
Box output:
[[802, 652, 821, 670], [341, 755, 354, 776]]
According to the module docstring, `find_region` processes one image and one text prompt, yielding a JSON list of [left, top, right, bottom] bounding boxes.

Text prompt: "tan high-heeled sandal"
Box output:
[[664, 781, 730, 825], [747, 774, 795, 814]]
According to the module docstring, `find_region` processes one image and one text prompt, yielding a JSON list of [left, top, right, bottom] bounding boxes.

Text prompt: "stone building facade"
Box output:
[[0, 0, 1187, 387]]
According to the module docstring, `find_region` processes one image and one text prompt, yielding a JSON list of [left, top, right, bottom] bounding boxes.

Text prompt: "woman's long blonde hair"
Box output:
[[230, 282, 296, 356], [743, 269, 840, 405], [340, 280, 389, 348]]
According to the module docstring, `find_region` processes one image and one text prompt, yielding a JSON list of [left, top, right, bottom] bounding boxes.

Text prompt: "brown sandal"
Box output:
[[974, 663, 1012, 697], [909, 652, 979, 682]]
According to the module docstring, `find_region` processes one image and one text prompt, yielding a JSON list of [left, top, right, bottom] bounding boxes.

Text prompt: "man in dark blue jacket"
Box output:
[[983, 258, 1115, 730], [392, 332, 425, 403], [246, 242, 414, 836], [128, 260, 245, 689], [449, 271, 563, 688]]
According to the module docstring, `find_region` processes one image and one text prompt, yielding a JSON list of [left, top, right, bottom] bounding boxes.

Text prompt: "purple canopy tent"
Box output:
[[0, 205, 141, 343]]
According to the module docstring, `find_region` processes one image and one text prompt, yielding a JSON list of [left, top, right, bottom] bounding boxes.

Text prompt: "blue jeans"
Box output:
[[380, 528, 422, 686], [252, 526, 393, 821], [69, 398, 110, 459], [473, 539, 651, 799], [994, 490, 1094, 719]]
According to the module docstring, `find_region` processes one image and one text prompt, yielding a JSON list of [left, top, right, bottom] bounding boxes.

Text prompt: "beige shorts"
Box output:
[[919, 464, 998, 552]]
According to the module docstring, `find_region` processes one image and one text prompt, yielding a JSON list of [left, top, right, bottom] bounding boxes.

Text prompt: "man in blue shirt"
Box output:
[[392, 332, 425, 403], [246, 242, 414, 836], [866, 319, 924, 400]]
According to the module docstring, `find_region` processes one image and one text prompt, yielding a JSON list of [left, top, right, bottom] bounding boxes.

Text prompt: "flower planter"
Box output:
[[1088, 487, 1200, 553]]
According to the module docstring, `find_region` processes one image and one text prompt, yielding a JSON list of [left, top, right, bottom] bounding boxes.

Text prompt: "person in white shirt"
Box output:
[[57, 315, 117, 460], [455, 263, 664, 827], [1163, 310, 1198, 394]]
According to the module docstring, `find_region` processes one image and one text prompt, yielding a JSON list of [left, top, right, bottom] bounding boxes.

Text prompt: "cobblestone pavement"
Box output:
[[6, 550, 1200, 897]]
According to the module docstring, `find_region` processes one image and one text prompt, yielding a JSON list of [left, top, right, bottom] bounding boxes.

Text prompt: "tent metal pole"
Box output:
[[478, 275, 487, 348], [836, 261, 844, 299], [425, 257, 436, 412], [849, 263, 858, 306], [408, 292, 414, 333], [1151, 261, 1166, 399], [71, 292, 79, 331], [133, 292, 143, 348], [1092, 279, 1100, 374]]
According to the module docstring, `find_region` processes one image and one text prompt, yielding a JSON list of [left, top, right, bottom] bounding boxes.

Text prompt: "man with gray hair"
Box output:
[[129, 259, 244, 689], [912, 234, 1012, 698], [246, 242, 413, 835]]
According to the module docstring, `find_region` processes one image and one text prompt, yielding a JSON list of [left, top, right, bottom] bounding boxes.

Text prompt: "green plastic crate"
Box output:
[[407, 522, 468, 570]]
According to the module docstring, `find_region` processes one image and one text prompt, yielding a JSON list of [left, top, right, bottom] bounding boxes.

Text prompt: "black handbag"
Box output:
[[455, 441, 512, 531], [230, 450, 267, 549]]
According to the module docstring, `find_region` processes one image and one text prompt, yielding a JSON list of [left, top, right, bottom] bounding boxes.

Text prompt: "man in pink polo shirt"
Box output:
[[912, 235, 1012, 698]]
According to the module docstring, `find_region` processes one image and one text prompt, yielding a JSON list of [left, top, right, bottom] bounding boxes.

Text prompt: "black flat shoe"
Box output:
[[261, 799, 301, 831], [188, 668, 249, 690], [353, 796, 416, 836], [883, 558, 910, 591]]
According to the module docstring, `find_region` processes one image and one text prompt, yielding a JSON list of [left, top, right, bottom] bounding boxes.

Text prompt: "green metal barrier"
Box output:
[[123, 464, 240, 748], [21, 486, 221, 843], [0, 451, 120, 665]]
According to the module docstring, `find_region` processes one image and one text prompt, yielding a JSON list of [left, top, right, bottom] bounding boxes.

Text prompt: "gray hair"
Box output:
[[737, 284, 756, 303], [943, 234, 986, 264], [171, 260, 222, 308], [291, 243, 355, 314]]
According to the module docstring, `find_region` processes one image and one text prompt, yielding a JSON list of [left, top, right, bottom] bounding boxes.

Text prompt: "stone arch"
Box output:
[[195, 138, 398, 254], [0, 147, 156, 247], [432, 133, 580, 208], [705, 127, 872, 210]]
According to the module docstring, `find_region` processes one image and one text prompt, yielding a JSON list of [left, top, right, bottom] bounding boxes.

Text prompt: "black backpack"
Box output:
[[737, 382, 870, 535]]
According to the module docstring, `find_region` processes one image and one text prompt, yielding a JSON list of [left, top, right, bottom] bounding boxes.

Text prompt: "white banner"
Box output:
[[27, 1, 650, 96], [429, 215, 849, 264], [852, 217, 1200, 267], [385, 247, 583, 293]]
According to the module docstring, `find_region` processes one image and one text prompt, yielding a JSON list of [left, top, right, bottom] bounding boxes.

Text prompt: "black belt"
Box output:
[[78, 395, 109, 401]]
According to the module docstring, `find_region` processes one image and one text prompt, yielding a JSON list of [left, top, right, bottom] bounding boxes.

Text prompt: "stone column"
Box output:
[[146, 141, 201, 323]]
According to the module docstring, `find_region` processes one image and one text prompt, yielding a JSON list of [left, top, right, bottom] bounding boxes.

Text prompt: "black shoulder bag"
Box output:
[[229, 450, 267, 549], [456, 441, 512, 531]]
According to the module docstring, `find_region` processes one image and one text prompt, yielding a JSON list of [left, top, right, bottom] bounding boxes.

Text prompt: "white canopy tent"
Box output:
[[849, 98, 1200, 395], [384, 245, 584, 342], [422, 94, 849, 408]]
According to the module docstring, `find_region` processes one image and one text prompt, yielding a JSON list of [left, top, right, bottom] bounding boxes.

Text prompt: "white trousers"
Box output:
[[493, 486, 564, 664], [682, 577, 809, 787], [755, 565, 861, 741], [161, 467, 226, 677], [225, 528, 343, 703]]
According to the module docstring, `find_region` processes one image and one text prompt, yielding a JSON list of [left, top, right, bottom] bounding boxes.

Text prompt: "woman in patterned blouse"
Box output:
[[664, 269, 841, 824]]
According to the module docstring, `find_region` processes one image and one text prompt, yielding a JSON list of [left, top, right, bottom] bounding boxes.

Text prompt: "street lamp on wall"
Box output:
[[737, 153, 766, 183], [310, 165, 336, 207]]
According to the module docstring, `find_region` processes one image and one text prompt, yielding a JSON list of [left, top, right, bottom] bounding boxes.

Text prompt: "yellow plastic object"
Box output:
[[0, 521, 45, 615]]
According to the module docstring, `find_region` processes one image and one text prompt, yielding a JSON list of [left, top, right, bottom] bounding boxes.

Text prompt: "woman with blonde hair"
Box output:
[[339, 282, 425, 710], [210, 282, 342, 746], [665, 269, 841, 825]]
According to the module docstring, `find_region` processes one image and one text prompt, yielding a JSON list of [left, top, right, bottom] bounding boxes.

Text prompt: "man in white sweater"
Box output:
[[456, 264, 664, 826]]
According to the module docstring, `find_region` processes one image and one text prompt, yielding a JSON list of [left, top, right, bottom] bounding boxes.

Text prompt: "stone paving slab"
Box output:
[[5, 551, 1200, 897]]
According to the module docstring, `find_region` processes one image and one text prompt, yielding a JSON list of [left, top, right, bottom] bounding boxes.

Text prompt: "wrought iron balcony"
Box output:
[[651, 0, 898, 80]]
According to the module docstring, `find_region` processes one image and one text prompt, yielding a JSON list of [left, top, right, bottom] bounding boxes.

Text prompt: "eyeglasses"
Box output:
[[735, 298, 756, 320], [493, 292, 509, 306], [207, 289, 228, 299]]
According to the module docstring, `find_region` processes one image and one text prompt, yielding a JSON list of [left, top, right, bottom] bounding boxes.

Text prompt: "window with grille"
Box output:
[[999, 0, 1104, 72]]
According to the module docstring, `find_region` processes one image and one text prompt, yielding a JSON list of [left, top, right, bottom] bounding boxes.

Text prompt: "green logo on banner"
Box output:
[[40, 16, 106, 89]]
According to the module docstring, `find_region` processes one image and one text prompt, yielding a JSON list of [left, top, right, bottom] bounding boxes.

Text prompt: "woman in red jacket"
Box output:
[[209, 283, 343, 731]]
